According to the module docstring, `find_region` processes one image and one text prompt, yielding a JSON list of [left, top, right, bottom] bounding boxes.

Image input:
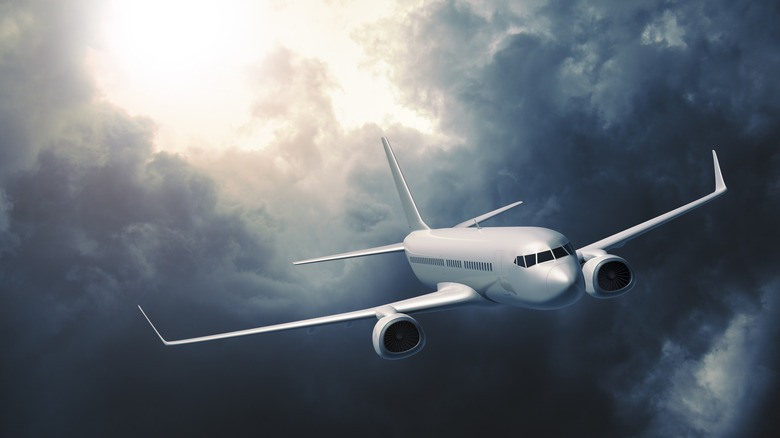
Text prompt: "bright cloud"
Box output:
[[92, 0, 435, 154]]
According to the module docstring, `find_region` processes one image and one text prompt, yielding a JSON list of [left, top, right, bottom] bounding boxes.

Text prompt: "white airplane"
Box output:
[[139, 138, 727, 359]]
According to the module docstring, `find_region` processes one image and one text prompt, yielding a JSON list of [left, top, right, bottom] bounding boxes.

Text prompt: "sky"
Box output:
[[1, 0, 778, 436]]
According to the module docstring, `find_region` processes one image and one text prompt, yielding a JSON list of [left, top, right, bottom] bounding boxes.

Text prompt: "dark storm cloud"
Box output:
[[356, 0, 780, 436], [2, 0, 779, 437], [0, 0, 97, 177], [1, 2, 305, 435]]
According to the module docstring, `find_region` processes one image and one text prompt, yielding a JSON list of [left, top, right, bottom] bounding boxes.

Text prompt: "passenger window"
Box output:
[[524, 254, 536, 268], [537, 250, 554, 264], [552, 246, 567, 259]]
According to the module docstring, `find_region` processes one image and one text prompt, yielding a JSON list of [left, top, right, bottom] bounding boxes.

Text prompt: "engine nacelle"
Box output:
[[372, 313, 426, 360], [582, 254, 635, 299]]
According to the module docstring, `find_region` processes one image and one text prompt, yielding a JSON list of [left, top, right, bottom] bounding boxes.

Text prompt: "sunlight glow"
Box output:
[[93, 0, 435, 154], [103, 0, 257, 89]]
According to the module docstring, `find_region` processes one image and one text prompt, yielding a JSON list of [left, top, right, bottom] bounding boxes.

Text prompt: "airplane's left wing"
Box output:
[[577, 150, 726, 261], [139, 282, 492, 346]]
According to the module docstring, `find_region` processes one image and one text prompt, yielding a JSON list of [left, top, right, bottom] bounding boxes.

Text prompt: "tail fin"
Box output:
[[382, 137, 430, 231]]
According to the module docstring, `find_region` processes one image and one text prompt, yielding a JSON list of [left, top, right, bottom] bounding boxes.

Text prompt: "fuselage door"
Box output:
[[494, 250, 504, 276]]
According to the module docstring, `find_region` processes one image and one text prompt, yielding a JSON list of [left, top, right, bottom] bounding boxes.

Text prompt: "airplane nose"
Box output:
[[546, 263, 584, 307], [547, 264, 573, 292]]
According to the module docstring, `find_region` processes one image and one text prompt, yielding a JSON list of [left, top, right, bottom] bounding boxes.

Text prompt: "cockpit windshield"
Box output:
[[514, 242, 575, 268]]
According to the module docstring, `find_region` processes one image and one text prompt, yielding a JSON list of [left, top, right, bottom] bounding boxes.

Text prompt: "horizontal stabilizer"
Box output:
[[294, 242, 404, 265], [454, 201, 523, 228], [138, 282, 492, 346]]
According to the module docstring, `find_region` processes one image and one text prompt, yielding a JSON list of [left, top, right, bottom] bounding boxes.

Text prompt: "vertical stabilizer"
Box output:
[[381, 137, 430, 231]]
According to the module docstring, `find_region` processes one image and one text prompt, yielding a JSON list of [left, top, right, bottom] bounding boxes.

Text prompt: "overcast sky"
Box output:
[[1, 0, 778, 436]]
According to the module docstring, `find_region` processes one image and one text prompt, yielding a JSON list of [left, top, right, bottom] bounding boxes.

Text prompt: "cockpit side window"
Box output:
[[524, 254, 536, 268], [564, 242, 575, 255], [537, 250, 554, 264], [552, 246, 567, 259], [514, 256, 526, 268]]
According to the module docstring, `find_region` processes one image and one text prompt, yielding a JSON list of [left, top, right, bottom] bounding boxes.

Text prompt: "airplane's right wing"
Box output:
[[293, 242, 404, 265], [139, 282, 492, 346], [577, 150, 727, 261]]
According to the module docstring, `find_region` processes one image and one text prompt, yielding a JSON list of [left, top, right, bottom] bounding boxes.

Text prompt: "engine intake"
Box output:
[[372, 313, 426, 360], [582, 254, 635, 298]]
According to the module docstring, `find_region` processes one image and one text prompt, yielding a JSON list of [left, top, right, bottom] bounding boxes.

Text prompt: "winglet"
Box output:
[[382, 137, 429, 231], [713, 150, 726, 193], [138, 305, 170, 346]]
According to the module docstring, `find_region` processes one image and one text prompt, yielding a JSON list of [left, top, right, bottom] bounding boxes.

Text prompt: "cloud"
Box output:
[[239, 46, 341, 173], [0, 0, 98, 177], [359, 0, 780, 435], [617, 281, 779, 437], [642, 10, 687, 48]]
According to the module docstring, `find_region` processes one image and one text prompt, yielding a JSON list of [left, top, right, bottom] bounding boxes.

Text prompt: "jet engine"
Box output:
[[582, 254, 635, 298], [372, 313, 426, 360]]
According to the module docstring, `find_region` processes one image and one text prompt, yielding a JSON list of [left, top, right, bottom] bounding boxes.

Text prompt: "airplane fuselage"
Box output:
[[404, 227, 585, 310]]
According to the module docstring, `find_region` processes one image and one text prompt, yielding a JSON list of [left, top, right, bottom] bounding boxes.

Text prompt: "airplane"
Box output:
[[139, 137, 727, 359]]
